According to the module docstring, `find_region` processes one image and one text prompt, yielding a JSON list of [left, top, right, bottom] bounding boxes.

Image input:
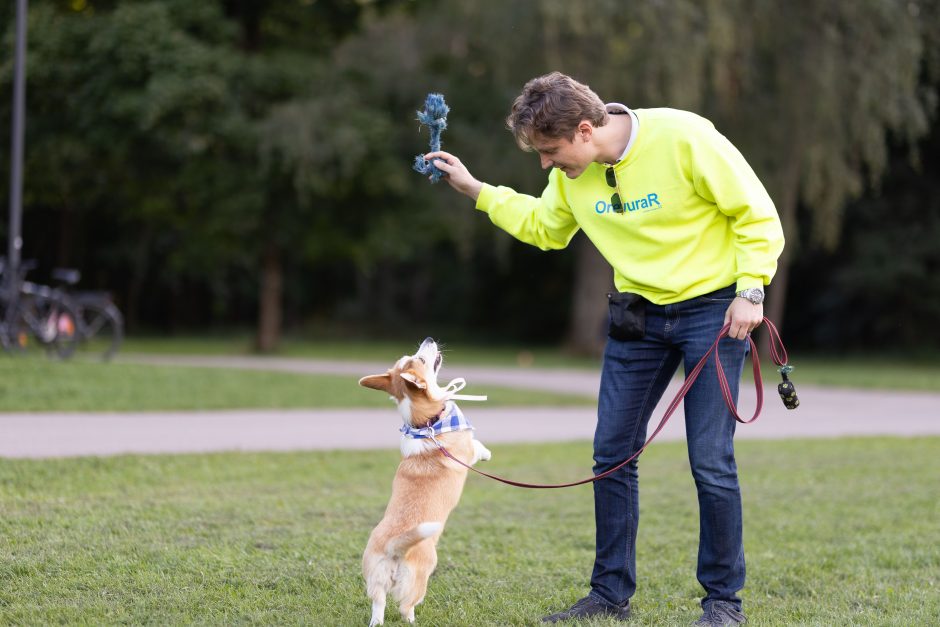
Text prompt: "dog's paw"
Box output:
[[472, 439, 492, 463]]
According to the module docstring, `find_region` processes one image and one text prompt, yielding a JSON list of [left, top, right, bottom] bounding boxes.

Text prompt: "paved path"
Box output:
[[2, 355, 938, 458]]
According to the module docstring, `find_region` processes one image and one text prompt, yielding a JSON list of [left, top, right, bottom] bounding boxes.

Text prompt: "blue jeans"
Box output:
[[590, 285, 748, 611]]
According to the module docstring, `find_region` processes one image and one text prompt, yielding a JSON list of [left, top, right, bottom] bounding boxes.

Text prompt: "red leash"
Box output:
[[428, 318, 793, 489]]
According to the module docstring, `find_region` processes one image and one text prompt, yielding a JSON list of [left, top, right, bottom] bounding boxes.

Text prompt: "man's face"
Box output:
[[532, 130, 594, 179]]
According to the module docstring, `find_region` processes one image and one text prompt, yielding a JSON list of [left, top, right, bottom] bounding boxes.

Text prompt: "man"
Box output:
[[426, 72, 784, 625]]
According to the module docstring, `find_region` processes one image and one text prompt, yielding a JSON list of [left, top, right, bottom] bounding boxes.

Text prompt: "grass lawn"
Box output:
[[0, 356, 593, 412], [1, 437, 937, 625], [120, 335, 940, 393], [122, 335, 604, 368]]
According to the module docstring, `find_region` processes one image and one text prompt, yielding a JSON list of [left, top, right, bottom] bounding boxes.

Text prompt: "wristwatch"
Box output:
[[736, 287, 765, 305]]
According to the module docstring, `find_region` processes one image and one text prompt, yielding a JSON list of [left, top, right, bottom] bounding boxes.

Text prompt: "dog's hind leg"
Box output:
[[398, 542, 438, 624], [363, 551, 391, 626], [369, 593, 386, 627]]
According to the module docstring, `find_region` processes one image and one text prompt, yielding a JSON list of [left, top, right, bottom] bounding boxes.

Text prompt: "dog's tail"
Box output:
[[386, 522, 442, 558]]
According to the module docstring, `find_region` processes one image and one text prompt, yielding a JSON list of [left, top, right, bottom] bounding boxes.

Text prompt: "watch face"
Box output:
[[738, 288, 764, 304]]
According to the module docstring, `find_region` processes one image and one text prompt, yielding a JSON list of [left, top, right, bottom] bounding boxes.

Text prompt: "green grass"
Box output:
[[1, 437, 937, 625], [0, 356, 593, 412], [4, 337, 938, 414], [122, 334, 604, 368], [773, 356, 940, 392], [120, 335, 940, 392]]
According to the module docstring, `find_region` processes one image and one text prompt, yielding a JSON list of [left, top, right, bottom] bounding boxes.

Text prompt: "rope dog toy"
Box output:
[[412, 93, 450, 183]]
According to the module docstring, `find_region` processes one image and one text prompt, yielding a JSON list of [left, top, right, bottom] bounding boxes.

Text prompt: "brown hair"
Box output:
[[506, 72, 608, 151]]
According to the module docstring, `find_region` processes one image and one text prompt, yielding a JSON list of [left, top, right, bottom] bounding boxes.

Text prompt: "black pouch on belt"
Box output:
[[607, 291, 648, 341]]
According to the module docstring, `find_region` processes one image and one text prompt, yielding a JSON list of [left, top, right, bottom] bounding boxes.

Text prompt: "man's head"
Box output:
[[506, 72, 609, 178]]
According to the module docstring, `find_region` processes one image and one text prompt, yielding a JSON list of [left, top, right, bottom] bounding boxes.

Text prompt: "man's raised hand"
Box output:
[[424, 151, 483, 200]]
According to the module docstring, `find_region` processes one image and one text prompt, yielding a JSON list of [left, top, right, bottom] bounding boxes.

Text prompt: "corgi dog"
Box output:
[[358, 337, 491, 626]]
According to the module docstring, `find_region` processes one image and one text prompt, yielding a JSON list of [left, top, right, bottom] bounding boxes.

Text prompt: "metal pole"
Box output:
[[7, 0, 27, 290]]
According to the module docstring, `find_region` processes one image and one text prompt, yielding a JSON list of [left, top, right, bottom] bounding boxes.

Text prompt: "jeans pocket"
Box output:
[[607, 292, 647, 341]]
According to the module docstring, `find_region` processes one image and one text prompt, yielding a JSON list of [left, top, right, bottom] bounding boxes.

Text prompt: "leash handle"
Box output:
[[433, 317, 795, 489]]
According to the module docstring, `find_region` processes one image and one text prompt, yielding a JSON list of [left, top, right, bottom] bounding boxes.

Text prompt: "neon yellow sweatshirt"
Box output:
[[475, 108, 785, 305]]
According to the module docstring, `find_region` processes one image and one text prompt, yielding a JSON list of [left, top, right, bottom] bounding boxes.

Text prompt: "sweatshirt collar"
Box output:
[[605, 102, 639, 165]]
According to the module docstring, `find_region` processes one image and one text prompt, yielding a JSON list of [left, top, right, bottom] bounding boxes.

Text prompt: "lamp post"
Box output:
[[6, 0, 27, 291]]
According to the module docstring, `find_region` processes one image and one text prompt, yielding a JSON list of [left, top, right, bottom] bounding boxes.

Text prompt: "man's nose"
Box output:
[[540, 154, 553, 169]]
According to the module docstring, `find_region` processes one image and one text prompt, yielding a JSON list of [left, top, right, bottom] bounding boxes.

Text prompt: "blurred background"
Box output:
[[2, 0, 939, 357]]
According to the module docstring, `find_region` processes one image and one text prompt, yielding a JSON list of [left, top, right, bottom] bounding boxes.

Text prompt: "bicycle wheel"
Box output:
[[0, 310, 30, 353], [1, 283, 31, 353], [15, 292, 81, 358], [73, 296, 123, 361], [50, 296, 81, 359]]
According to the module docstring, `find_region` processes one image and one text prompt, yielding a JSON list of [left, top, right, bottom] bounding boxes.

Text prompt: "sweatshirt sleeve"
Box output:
[[474, 170, 580, 251], [687, 123, 785, 291]]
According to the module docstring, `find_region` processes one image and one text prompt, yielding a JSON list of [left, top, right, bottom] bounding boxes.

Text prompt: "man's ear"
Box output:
[[359, 374, 391, 392], [400, 371, 427, 389], [577, 120, 594, 141]]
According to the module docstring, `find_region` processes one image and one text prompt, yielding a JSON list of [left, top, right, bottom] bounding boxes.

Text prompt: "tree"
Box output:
[[221, 0, 409, 352], [3, 0, 937, 353], [786, 112, 940, 349], [0, 0, 406, 350], [0, 2, 258, 328], [702, 0, 938, 350]]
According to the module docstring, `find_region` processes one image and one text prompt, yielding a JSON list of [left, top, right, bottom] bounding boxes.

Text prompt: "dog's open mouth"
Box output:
[[417, 337, 443, 374]]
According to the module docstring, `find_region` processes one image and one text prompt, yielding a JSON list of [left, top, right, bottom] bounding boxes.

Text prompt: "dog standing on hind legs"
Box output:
[[358, 338, 491, 626]]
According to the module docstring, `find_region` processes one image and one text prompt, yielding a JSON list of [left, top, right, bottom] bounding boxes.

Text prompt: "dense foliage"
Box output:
[[1, 0, 938, 351]]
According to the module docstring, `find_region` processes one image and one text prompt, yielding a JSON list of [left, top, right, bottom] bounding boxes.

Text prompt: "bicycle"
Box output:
[[0, 258, 81, 358], [50, 267, 124, 361]]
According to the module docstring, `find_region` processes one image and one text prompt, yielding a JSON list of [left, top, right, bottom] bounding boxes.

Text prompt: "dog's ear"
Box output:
[[399, 371, 427, 389], [359, 374, 392, 392]]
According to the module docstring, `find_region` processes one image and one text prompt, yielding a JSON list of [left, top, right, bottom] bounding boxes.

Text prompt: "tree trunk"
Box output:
[[256, 242, 283, 353], [566, 235, 614, 356]]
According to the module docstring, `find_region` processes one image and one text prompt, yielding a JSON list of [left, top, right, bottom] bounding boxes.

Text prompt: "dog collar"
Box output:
[[400, 401, 474, 439]]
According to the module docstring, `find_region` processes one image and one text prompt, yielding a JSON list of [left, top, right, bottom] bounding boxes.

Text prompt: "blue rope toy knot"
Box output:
[[413, 93, 450, 183]]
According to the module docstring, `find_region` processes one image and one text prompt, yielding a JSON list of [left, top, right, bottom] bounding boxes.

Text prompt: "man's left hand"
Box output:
[[724, 298, 764, 340]]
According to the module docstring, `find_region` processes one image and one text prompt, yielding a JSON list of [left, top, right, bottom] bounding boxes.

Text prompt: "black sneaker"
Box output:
[[542, 595, 631, 623], [693, 600, 747, 626]]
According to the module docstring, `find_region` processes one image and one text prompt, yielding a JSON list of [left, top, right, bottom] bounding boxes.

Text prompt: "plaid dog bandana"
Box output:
[[400, 402, 474, 439]]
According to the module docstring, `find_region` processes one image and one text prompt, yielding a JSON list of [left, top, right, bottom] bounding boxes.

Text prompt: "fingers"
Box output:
[[421, 151, 482, 198], [725, 300, 764, 340], [425, 152, 459, 171], [730, 318, 759, 340], [736, 319, 763, 339], [431, 158, 456, 173], [425, 150, 455, 162]]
